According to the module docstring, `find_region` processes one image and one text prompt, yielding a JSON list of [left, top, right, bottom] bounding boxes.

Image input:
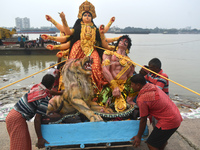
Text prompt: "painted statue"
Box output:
[[98, 35, 137, 112], [47, 56, 113, 122], [46, 56, 136, 123], [41, 0, 120, 94]]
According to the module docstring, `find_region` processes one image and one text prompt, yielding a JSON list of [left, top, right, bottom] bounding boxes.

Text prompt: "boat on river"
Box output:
[[16, 29, 57, 34]]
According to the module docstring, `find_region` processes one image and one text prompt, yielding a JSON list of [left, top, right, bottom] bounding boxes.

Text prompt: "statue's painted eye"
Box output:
[[120, 39, 128, 46], [124, 40, 128, 44], [83, 13, 91, 17]]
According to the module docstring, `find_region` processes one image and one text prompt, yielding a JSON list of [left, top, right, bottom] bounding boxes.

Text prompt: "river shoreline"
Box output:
[[0, 46, 59, 55]]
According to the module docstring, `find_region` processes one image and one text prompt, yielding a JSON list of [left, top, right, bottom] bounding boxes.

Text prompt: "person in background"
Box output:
[[36, 38, 39, 47], [139, 65, 149, 76], [39, 35, 42, 46], [145, 58, 169, 95], [20, 35, 24, 48], [22, 35, 26, 47], [17, 36, 21, 43], [130, 74, 182, 150], [6, 74, 63, 150]]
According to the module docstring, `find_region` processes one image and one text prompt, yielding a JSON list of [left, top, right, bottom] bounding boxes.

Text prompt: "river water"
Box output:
[[0, 33, 200, 102]]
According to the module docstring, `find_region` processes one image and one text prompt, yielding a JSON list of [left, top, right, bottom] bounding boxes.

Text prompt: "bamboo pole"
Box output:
[[0, 59, 67, 91]]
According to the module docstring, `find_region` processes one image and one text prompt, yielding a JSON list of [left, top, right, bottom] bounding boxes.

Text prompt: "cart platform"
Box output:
[[41, 120, 149, 149]]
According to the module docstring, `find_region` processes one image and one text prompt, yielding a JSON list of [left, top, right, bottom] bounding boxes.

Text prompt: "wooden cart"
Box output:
[[41, 120, 149, 149]]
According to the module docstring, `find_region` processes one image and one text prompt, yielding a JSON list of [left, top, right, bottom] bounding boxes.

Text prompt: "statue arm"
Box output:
[[41, 34, 70, 43], [56, 49, 69, 58], [127, 64, 135, 78], [45, 15, 65, 33], [104, 17, 115, 33], [46, 41, 70, 51], [102, 54, 121, 97], [99, 25, 115, 50], [102, 54, 113, 82], [106, 36, 121, 43], [127, 96, 136, 105], [60, 12, 74, 36], [126, 65, 137, 104]]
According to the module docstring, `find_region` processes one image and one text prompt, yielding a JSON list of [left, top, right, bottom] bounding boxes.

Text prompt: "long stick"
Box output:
[[0, 59, 67, 91]]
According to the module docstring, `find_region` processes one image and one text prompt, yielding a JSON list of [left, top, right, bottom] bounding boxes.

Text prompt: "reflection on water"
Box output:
[[0, 55, 57, 76], [0, 55, 58, 90], [0, 60, 20, 76]]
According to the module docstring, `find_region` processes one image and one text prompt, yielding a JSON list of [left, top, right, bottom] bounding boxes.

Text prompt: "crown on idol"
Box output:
[[78, 0, 96, 19]]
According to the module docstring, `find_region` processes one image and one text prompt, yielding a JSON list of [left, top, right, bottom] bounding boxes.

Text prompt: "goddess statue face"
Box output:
[[82, 12, 92, 23]]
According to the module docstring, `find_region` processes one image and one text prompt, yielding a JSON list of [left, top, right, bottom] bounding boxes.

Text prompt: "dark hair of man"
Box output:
[[115, 35, 132, 51], [66, 11, 103, 59], [130, 74, 146, 85], [41, 74, 55, 89], [149, 58, 161, 69]]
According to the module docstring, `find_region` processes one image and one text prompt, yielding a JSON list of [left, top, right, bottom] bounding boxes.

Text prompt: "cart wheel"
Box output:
[[106, 143, 111, 147], [80, 144, 85, 149], [46, 146, 51, 150]]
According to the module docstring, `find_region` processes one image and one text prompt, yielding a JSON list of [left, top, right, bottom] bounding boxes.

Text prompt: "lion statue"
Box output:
[[47, 56, 113, 122]]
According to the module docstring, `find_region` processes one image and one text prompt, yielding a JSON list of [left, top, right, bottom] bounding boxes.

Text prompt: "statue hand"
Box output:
[[112, 87, 121, 98], [60, 12, 66, 20], [110, 17, 115, 23], [127, 96, 136, 105], [45, 15, 52, 21], [46, 44, 54, 50], [41, 34, 49, 40], [99, 25, 105, 34], [56, 51, 63, 58]]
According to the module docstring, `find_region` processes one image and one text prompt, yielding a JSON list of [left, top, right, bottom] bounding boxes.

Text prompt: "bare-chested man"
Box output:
[[98, 35, 136, 112]]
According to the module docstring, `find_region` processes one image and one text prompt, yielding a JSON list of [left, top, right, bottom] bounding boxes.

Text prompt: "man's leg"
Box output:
[[6, 109, 32, 150], [159, 141, 168, 150], [146, 127, 178, 150], [147, 141, 167, 150], [147, 143, 159, 150]]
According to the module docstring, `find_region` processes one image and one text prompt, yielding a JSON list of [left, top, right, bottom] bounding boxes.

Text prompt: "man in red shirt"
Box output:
[[130, 74, 182, 150]]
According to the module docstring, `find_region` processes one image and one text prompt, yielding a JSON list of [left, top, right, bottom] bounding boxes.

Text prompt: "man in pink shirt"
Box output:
[[130, 74, 182, 150]]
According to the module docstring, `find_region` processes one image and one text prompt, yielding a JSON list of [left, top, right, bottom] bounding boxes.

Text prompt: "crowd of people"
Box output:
[[5, 1, 182, 150], [18, 35, 45, 48]]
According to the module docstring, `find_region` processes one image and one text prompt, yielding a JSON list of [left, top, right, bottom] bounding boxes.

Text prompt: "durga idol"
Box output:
[[41, 0, 120, 94]]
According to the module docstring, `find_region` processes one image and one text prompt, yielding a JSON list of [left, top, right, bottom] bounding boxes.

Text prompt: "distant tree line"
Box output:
[[4, 26, 200, 34], [107, 26, 200, 34]]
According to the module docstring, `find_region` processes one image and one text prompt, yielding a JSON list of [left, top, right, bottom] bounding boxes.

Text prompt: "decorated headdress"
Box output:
[[78, 0, 96, 19]]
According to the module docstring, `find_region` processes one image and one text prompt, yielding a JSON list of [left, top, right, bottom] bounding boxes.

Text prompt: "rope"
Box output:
[[95, 46, 200, 97], [0, 59, 67, 91]]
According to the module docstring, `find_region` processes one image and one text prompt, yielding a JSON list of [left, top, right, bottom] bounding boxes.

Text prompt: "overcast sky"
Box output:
[[1, 0, 200, 29]]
